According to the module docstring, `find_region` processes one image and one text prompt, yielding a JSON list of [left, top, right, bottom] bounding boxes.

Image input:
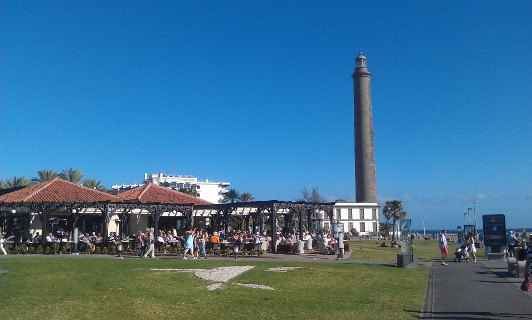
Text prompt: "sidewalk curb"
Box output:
[[420, 260, 434, 319]]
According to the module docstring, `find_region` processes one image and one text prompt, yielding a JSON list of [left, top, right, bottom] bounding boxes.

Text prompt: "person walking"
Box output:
[[193, 230, 201, 259], [468, 231, 477, 262], [507, 231, 517, 257], [0, 231, 7, 256], [199, 232, 208, 259], [439, 230, 448, 266], [143, 228, 155, 258], [183, 228, 195, 260], [138, 231, 146, 258]]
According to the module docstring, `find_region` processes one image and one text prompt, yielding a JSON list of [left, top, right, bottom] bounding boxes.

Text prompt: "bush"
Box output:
[[351, 228, 360, 237]]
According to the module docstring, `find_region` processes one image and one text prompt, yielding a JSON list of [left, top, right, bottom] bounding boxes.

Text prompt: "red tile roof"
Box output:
[[115, 183, 212, 205], [0, 178, 117, 203]]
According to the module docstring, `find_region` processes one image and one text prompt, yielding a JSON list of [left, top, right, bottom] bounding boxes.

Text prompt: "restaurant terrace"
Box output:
[[0, 179, 334, 253]]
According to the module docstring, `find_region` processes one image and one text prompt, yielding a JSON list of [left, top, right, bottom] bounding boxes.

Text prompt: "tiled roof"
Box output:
[[0, 178, 117, 203], [115, 183, 212, 205]]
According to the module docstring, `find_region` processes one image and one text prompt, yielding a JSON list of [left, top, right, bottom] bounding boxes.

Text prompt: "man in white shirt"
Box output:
[[45, 232, 55, 243]]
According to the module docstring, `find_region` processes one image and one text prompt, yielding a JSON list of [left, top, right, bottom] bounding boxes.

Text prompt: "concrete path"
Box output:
[[421, 259, 532, 319]]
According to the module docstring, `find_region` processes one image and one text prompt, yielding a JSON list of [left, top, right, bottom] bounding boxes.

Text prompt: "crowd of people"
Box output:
[[0, 225, 346, 257]]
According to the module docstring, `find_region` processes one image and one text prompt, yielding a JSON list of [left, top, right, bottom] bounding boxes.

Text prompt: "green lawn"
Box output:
[[0, 257, 427, 319], [349, 239, 487, 262]]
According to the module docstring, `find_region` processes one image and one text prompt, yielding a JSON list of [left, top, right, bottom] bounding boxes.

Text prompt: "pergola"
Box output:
[[0, 179, 335, 253], [195, 201, 335, 253]]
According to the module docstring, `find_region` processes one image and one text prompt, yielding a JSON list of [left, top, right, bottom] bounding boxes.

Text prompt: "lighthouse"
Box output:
[[352, 52, 378, 203]]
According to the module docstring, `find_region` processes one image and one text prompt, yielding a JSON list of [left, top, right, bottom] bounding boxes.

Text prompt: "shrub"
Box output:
[[36, 245, 43, 254]]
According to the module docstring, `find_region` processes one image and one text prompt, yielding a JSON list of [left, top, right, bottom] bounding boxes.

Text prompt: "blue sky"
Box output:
[[1, 1, 531, 230]]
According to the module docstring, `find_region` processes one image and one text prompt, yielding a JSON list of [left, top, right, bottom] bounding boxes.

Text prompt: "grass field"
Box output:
[[349, 239, 487, 262], [0, 256, 428, 319]]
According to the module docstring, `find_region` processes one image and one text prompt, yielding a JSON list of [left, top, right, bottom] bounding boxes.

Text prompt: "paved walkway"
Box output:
[[421, 259, 532, 319]]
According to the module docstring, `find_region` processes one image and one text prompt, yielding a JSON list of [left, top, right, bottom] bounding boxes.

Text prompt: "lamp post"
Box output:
[[423, 218, 426, 239], [464, 212, 467, 229], [473, 201, 479, 237], [114, 219, 122, 257], [467, 208, 472, 225], [72, 209, 79, 254]]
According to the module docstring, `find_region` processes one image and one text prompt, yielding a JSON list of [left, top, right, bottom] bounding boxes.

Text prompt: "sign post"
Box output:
[[336, 223, 344, 258]]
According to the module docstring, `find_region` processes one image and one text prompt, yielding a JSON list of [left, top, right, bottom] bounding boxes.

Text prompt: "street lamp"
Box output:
[[464, 212, 468, 229], [423, 218, 427, 239], [467, 208, 472, 225], [473, 201, 479, 237], [72, 209, 79, 254]]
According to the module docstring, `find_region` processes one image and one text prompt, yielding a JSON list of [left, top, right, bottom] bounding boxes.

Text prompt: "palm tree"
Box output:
[[238, 192, 255, 202], [5, 176, 31, 188], [59, 168, 85, 183], [32, 169, 58, 183], [383, 200, 408, 242], [82, 179, 105, 190], [223, 189, 240, 203], [0, 180, 7, 189]]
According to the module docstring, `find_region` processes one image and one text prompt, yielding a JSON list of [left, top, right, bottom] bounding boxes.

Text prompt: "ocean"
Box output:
[[412, 228, 532, 235]]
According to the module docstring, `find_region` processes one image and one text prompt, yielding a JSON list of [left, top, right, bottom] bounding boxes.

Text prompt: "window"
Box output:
[[360, 222, 365, 232], [360, 209, 364, 220], [324, 222, 330, 230], [372, 208, 377, 220], [349, 222, 353, 232], [348, 209, 353, 220], [336, 209, 341, 220], [373, 222, 377, 233]]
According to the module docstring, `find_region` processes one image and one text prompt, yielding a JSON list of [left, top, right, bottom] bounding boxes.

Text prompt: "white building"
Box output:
[[329, 202, 380, 236], [144, 172, 230, 204], [112, 172, 230, 204]]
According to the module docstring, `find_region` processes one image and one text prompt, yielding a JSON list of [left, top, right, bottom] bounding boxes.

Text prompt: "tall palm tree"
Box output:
[[6, 176, 31, 188], [59, 168, 85, 183], [32, 169, 58, 183], [0, 180, 7, 189], [383, 200, 408, 242], [238, 192, 255, 202], [82, 179, 105, 190], [223, 189, 240, 203]]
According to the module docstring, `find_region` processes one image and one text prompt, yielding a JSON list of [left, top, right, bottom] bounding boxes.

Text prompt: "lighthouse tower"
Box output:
[[352, 53, 378, 203]]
